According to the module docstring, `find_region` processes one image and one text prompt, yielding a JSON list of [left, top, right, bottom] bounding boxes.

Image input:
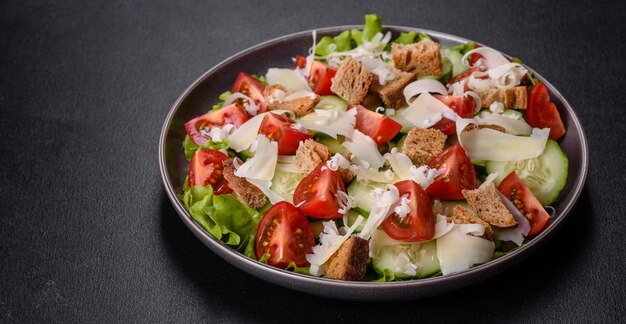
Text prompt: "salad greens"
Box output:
[[183, 185, 261, 258]]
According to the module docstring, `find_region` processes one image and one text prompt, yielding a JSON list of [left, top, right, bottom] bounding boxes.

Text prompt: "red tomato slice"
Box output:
[[293, 164, 346, 219], [185, 104, 249, 146], [188, 149, 232, 194], [430, 95, 475, 135], [255, 201, 314, 268], [426, 144, 477, 200], [381, 180, 435, 242], [350, 105, 402, 145], [258, 113, 312, 155], [498, 171, 550, 237], [294, 55, 337, 96], [232, 72, 267, 113], [526, 82, 566, 140]]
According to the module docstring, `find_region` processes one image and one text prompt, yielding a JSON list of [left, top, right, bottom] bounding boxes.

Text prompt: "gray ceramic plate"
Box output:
[[159, 26, 588, 301]]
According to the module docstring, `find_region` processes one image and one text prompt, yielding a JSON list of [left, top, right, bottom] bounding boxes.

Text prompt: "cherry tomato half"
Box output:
[[293, 164, 346, 219], [232, 72, 267, 113], [350, 105, 402, 145], [430, 95, 475, 135], [258, 113, 312, 155], [426, 144, 477, 200], [184, 104, 249, 146], [526, 82, 566, 140], [381, 180, 435, 242], [498, 171, 550, 237], [255, 201, 315, 268], [294, 55, 337, 96], [188, 149, 232, 194]]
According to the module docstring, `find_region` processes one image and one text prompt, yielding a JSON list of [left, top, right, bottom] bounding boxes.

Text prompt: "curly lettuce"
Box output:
[[183, 185, 261, 258]]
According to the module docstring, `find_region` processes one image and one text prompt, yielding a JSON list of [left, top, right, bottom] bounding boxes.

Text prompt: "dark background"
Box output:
[[1, 0, 625, 322]]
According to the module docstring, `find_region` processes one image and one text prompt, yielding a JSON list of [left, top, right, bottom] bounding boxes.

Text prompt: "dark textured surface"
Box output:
[[0, 0, 624, 322]]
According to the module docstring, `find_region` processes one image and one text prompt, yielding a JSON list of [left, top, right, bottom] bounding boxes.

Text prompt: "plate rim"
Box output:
[[158, 25, 589, 299]]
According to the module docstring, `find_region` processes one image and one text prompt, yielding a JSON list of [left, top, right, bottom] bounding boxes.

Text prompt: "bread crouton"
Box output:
[[330, 57, 374, 105], [369, 69, 416, 108], [449, 205, 494, 239], [263, 84, 320, 117], [222, 158, 268, 209], [402, 128, 447, 165], [295, 139, 332, 174], [463, 123, 507, 133], [475, 86, 527, 109], [462, 184, 517, 228], [325, 236, 369, 281], [391, 40, 442, 77], [337, 167, 356, 183]]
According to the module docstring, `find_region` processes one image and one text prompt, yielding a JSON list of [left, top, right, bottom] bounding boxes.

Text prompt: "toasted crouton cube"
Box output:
[[402, 128, 447, 165], [263, 84, 320, 117], [330, 57, 375, 105], [391, 40, 442, 76], [462, 184, 517, 228], [325, 236, 369, 281], [449, 205, 494, 239], [222, 158, 268, 209], [337, 167, 356, 184], [475, 86, 527, 109], [295, 139, 332, 174], [369, 69, 416, 108]]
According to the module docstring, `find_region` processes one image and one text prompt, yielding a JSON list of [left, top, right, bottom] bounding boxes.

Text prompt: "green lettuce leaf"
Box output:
[[442, 42, 475, 54], [182, 135, 230, 161], [392, 31, 417, 45], [183, 185, 261, 258], [417, 32, 432, 41], [373, 268, 397, 282], [363, 14, 382, 42], [211, 91, 233, 111]]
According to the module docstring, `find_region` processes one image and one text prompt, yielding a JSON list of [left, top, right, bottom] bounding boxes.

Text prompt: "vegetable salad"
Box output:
[[179, 15, 568, 281]]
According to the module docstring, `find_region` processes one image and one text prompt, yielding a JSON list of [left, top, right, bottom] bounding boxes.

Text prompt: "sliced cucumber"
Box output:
[[270, 169, 305, 203], [502, 109, 523, 119], [441, 47, 468, 78], [372, 241, 440, 279], [317, 136, 349, 155], [315, 95, 347, 112], [437, 57, 453, 84], [347, 180, 387, 214], [485, 140, 568, 205]]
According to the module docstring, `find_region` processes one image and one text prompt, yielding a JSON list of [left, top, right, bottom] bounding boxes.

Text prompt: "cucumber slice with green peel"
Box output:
[[441, 48, 468, 78], [437, 57, 453, 84], [347, 180, 387, 213], [372, 240, 441, 279], [485, 139, 568, 205], [270, 169, 305, 203], [315, 95, 347, 111], [317, 136, 349, 155]]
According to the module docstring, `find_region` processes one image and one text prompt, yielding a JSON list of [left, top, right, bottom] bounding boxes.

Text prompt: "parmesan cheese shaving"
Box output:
[[234, 135, 278, 181], [462, 46, 509, 68], [297, 108, 356, 139], [266, 68, 312, 92], [224, 92, 259, 115], [400, 92, 461, 128], [228, 113, 267, 152], [342, 129, 385, 169], [403, 79, 448, 104], [358, 184, 400, 241], [246, 178, 285, 204], [436, 223, 495, 275], [457, 122, 550, 161]]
